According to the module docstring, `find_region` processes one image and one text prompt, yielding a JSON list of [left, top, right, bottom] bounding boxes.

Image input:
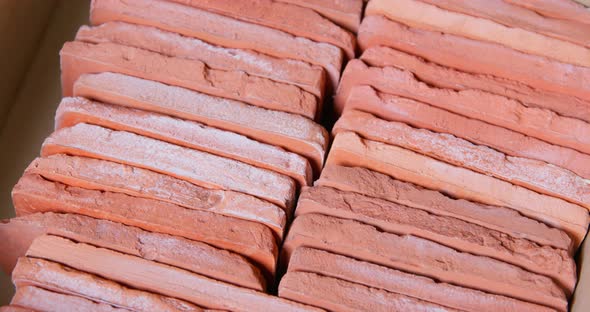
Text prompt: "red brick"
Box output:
[[26, 235, 322, 312], [73, 73, 327, 174], [90, 0, 343, 90], [357, 16, 590, 102]]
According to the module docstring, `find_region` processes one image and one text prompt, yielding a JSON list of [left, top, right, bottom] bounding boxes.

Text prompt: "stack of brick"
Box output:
[[1, 0, 589, 311], [0, 0, 362, 310], [278, 0, 590, 311]]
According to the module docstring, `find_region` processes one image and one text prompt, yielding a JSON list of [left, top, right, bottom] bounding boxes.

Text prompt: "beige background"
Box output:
[[0, 0, 89, 303], [0, 0, 588, 310]]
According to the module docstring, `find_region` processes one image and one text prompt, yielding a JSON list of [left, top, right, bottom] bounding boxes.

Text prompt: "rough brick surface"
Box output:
[[56, 97, 311, 187], [276, 0, 363, 32], [360, 46, 590, 123], [282, 214, 567, 311], [316, 165, 573, 252], [326, 131, 589, 247], [11, 174, 278, 278], [73, 73, 327, 174], [3, 213, 265, 291], [25, 155, 286, 238], [168, 0, 355, 59], [60, 41, 318, 119], [418, 0, 590, 47], [334, 110, 590, 210], [288, 248, 554, 312], [297, 186, 576, 292], [11, 286, 129, 312], [366, 0, 590, 66], [26, 235, 322, 312], [357, 16, 590, 102], [344, 86, 590, 180], [505, 0, 590, 25], [76, 22, 326, 99], [42, 123, 296, 209], [279, 271, 457, 312], [12, 257, 204, 311], [336, 60, 590, 155], [90, 0, 343, 90]]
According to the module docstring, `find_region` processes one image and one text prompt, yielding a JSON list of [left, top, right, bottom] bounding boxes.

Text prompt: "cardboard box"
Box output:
[[0, 0, 587, 310]]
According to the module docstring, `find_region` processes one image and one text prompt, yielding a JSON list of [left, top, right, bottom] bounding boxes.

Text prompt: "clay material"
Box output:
[[418, 0, 590, 47], [326, 131, 589, 247], [0, 307, 34, 312], [344, 86, 590, 180], [334, 110, 590, 210], [297, 186, 576, 292], [279, 271, 456, 312], [73, 72, 328, 174], [25, 154, 286, 237], [12, 257, 203, 311], [89, 0, 343, 90], [276, 0, 362, 32], [288, 247, 554, 312], [282, 214, 566, 311], [75, 22, 325, 100], [55, 97, 311, 188], [505, 0, 590, 25], [360, 46, 590, 123], [366, 0, 590, 67], [3, 212, 265, 291], [167, 0, 355, 59], [41, 123, 295, 209], [336, 60, 590, 155], [26, 235, 323, 312], [11, 286, 129, 312], [357, 15, 590, 102], [11, 174, 278, 278], [317, 165, 573, 252], [60, 41, 318, 120]]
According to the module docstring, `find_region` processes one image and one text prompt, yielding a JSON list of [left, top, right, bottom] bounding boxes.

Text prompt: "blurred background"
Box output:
[[0, 0, 89, 303]]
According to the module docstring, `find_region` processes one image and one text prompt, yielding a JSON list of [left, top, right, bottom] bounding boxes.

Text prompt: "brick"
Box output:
[[366, 0, 590, 67], [26, 235, 322, 312], [336, 60, 590, 155], [41, 123, 295, 210], [55, 97, 311, 188], [3, 213, 265, 291], [12, 257, 204, 311], [297, 186, 576, 292], [334, 110, 590, 210], [11, 174, 278, 279], [288, 248, 554, 312], [326, 131, 589, 247], [419, 0, 590, 47], [73, 72, 327, 174], [167, 0, 355, 59], [0, 307, 33, 312], [76, 22, 325, 100], [276, 0, 362, 33], [25, 155, 286, 238], [90, 0, 342, 90], [505, 0, 590, 25], [344, 86, 590, 181], [279, 271, 457, 312], [282, 214, 567, 311], [360, 46, 590, 123], [11, 286, 127, 312], [60, 41, 318, 120], [357, 15, 590, 102], [316, 165, 573, 252]]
